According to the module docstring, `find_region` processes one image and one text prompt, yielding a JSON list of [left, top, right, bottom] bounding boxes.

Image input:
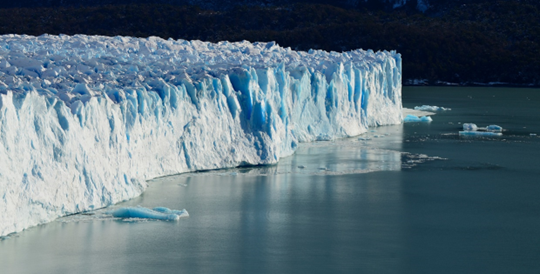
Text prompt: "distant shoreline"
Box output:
[[403, 80, 540, 88]]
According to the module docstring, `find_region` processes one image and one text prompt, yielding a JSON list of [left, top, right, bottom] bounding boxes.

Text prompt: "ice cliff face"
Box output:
[[0, 34, 402, 236]]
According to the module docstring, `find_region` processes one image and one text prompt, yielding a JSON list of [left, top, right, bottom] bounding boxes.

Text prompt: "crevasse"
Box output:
[[0, 34, 402, 236]]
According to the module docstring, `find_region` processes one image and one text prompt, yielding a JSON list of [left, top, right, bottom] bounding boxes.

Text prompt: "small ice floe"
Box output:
[[459, 131, 502, 137], [358, 137, 371, 141], [462, 123, 478, 131], [152, 207, 189, 218], [461, 123, 503, 136], [401, 152, 447, 169], [404, 114, 432, 123], [108, 206, 189, 221], [530, 133, 537, 136], [414, 105, 451, 111], [486, 125, 503, 132]]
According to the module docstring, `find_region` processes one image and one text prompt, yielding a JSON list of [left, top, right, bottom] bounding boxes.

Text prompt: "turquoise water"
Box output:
[[0, 87, 539, 273]]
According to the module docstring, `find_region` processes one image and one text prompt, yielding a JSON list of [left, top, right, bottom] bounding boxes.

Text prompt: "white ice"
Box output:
[[463, 123, 503, 132], [463, 123, 478, 131], [0, 34, 402, 236], [414, 105, 451, 111], [459, 131, 502, 137], [402, 107, 434, 117]]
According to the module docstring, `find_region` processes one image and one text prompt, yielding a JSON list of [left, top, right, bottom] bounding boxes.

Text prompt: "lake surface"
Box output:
[[0, 87, 539, 273]]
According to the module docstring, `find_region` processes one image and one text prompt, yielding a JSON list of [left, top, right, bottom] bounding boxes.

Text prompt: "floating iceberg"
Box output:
[[414, 105, 451, 111], [486, 125, 502, 132], [462, 123, 503, 133], [0, 34, 402, 236], [463, 123, 478, 131], [108, 206, 188, 220], [459, 131, 502, 137], [152, 206, 189, 217], [404, 114, 432, 122]]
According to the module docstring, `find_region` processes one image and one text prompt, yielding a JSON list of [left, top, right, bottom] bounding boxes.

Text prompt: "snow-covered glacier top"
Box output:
[[0, 34, 396, 102], [0, 34, 402, 237]]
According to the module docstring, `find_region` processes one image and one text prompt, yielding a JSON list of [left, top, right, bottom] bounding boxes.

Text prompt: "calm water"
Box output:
[[0, 87, 539, 273]]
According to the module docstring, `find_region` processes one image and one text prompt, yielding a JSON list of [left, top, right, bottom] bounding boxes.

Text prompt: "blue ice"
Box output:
[[486, 125, 503, 132], [404, 114, 432, 123], [459, 131, 502, 137], [109, 206, 189, 220]]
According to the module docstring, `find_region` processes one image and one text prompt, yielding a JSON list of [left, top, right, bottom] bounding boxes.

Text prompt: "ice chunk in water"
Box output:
[[109, 206, 188, 220], [463, 123, 478, 131], [459, 131, 502, 137], [486, 125, 502, 132], [153, 207, 189, 218], [414, 105, 451, 111], [404, 114, 432, 123]]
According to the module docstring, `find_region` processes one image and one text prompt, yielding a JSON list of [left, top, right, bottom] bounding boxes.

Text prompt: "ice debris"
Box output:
[[108, 206, 189, 221], [0, 34, 402, 237], [459, 131, 502, 137], [486, 125, 503, 132], [404, 114, 432, 122], [414, 105, 451, 111], [462, 123, 503, 132], [462, 123, 478, 131]]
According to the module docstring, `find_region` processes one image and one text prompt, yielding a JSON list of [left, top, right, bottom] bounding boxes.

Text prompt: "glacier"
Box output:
[[0, 34, 402, 237]]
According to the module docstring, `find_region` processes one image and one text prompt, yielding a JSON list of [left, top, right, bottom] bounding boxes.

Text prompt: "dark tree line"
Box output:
[[0, 1, 538, 86]]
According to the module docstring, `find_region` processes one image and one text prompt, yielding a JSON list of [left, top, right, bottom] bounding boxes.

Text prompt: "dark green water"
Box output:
[[0, 87, 539, 273]]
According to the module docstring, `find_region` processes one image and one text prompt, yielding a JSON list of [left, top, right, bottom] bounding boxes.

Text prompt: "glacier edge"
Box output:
[[0, 35, 402, 236]]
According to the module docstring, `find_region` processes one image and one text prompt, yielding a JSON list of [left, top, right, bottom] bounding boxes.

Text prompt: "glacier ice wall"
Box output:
[[0, 34, 402, 236]]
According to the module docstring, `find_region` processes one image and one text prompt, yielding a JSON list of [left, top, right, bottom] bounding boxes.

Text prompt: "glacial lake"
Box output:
[[0, 87, 539, 273]]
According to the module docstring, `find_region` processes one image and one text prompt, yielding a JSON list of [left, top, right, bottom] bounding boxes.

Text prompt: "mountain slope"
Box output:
[[0, 1, 538, 86]]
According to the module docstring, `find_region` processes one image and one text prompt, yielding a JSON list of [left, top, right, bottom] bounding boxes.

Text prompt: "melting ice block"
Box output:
[[404, 114, 432, 122], [153, 207, 189, 218], [462, 123, 503, 133], [0, 34, 402, 236], [109, 206, 188, 220], [459, 131, 502, 137], [463, 123, 478, 131], [486, 125, 502, 132], [414, 105, 451, 111]]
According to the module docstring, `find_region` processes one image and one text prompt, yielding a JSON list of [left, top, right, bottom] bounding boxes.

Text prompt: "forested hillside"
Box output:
[[0, 1, 538, 86]]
